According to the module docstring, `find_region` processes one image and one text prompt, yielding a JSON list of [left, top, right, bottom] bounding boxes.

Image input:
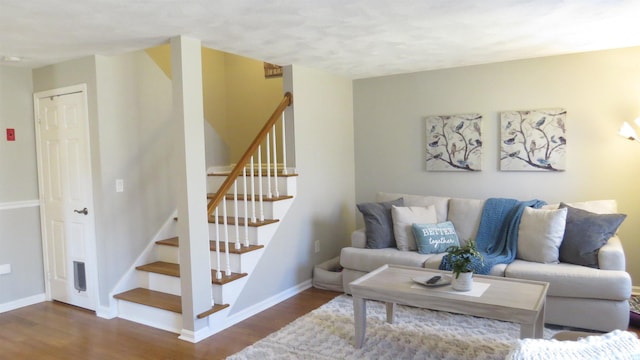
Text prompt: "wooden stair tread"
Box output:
[[207, 193, 294, 202], [208, 171, 298, 177], [155, 237, 264, 254], [210, 241, 264, 254], [155, 237, 180, 247], [212, 271, 248, 285], [136, 261, 248, 285], [208, 216, 279, 227], [114, 288, 230, 317], [173, 217, 279, 227], [136, 261, 180, 277], [197, 304, 229, 319], [114, 288, 182, 313]]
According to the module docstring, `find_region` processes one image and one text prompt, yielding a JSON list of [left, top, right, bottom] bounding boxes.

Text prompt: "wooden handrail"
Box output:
[[207, 92, 293, 216]]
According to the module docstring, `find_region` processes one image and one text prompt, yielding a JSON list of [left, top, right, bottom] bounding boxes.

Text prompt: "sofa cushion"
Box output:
[[391, 205, 437, 251], [340, 247, 434, 273], [542, 199, 618, 214], [376, 192, 450, 223], [505, 260, 631, 300], [517, 207, 567, 264], [558, 203, 626, 268], [357, 197, 404, 249], [412, 221, 460, 254], [447, 198, 485, 246]]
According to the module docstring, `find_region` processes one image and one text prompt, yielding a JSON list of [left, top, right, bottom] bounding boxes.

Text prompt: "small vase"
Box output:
[[452, 271, 473, 291]]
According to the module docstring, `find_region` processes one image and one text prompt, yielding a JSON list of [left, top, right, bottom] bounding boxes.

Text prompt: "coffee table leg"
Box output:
[[535, 302, 545, 338], [353, 296, 366, 348], [386, 302, 395, 324], [520, 303, 545, 339]]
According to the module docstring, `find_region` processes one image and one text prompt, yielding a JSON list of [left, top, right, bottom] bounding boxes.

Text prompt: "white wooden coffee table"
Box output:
[[349, 264, 549, 348]]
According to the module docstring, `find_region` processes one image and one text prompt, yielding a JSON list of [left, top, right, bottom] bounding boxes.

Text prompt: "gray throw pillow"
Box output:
[[558, 203, 626, 268], [357, 198, 404, 249]]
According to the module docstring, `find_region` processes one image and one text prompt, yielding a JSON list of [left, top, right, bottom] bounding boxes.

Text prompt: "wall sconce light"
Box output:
[[619, 118, 640, 142]]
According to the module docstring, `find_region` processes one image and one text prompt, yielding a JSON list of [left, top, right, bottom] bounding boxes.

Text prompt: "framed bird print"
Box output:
[[425, 113, 482, 171], [500, 108, 566, 171]]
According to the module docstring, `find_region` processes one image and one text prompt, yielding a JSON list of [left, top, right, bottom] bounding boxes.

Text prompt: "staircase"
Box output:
[[112, 93, 295, 338]]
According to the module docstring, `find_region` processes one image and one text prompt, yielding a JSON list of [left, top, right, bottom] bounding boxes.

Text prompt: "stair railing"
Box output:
[[208, 92, 292, 280]]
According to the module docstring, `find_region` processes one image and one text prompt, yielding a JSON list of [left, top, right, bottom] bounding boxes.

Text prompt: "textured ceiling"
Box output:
[[1, 0, 640, 79]]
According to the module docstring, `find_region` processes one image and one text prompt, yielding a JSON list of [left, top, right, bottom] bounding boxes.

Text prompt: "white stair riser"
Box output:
[[156, 245, 180, 264], [138, 272, 182, 296], [208, 222, 278, 246], [211, 248, 263, 274], [155, 245, 259, 274], [211, 198, 293, 220], [117, 300, 182, 334], [212, 276, 247, 305], [207, 176, 296, 197]]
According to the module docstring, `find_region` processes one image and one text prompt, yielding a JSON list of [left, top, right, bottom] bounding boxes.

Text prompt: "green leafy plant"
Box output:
[[444, 240, 484, 279]]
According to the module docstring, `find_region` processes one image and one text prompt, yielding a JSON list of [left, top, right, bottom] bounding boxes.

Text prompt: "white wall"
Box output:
[[33, 52, 177, 306], [93, 52, 176, 305], [232, 64, 355, 310], [0, 66, 44, 307], [354, 46, 640, 285]]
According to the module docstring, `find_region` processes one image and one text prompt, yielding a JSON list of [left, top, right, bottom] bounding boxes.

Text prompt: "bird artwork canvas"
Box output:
[[500, 108, 566, 171], [425, 113, 482, 171]]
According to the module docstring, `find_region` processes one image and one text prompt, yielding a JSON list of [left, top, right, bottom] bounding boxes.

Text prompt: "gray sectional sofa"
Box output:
[[340, 192, 632, 332]]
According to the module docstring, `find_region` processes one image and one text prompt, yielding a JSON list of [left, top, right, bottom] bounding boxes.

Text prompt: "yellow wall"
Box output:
[[224, 53, 284, 161], [145, 45, 283, 163]]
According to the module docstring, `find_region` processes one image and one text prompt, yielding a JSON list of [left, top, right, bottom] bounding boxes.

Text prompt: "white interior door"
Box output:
[[35, 85, 98, 311]]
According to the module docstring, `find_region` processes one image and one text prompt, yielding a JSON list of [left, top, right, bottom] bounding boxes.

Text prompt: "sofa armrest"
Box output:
[[598, 236, 626, 271], [351, 228, 366, 248]]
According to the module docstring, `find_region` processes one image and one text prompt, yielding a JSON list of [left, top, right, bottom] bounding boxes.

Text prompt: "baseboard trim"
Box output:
[[632, 286, 640, 296], [179, 326, 215, 343], [96, 304, 118, 319], [0, 293, 46, 313], [221, 279, 312, 330]]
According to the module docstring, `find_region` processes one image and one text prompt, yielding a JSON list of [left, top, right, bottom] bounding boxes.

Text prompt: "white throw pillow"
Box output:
[[391, 205, 438, 251], [517, 207, 568, 263]]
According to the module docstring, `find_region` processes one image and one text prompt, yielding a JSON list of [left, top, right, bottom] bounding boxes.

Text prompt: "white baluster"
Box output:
[[266, 133, 272, 198], [242, 168, 249, 247], [214, 208, 221, 280], [222, 197, 231, 276], [257, 145, 265, 222], [281, 110, 288, 175], [272, 124, 279, 197], [233, 181, 240, 250], [250, 156, 257, 223]]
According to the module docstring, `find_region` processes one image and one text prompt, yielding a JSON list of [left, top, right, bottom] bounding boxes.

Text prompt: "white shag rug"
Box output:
[[227, 294, 560, 360]]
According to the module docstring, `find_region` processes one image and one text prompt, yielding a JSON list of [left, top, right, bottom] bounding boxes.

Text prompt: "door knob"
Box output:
[[74, 208, 88, 215]]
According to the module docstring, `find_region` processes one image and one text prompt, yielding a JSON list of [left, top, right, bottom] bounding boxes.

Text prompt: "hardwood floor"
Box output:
[[2, 288, 640, 359], [0, 287, 340, 360]]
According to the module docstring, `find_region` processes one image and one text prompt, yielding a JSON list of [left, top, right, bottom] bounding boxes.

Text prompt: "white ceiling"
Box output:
[[1, 0, 640, 79]]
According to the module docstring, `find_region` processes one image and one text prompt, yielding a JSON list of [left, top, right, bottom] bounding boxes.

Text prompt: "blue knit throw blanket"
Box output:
[[439, 198, 547, 275]]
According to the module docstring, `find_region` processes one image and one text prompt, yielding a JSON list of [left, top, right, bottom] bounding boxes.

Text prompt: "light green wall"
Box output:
[[0, 66, 44, 306], [232, 64, 356, 310], [354, 46, 640, 286]]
